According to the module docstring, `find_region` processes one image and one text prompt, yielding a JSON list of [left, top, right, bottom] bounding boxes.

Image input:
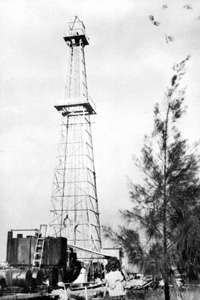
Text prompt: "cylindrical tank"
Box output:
[[11, 269, 32, 287], [32, 269, 44, 286]]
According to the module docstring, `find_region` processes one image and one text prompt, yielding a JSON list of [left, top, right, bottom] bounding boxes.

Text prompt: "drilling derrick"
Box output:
[[50, 17, 102, 253]]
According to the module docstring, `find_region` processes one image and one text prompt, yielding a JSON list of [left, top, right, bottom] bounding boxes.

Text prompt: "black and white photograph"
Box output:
[[1, 1, 200, 299]]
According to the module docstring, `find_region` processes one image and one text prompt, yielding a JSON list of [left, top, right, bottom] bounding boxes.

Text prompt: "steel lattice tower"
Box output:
[[49, 17, 102, 252]]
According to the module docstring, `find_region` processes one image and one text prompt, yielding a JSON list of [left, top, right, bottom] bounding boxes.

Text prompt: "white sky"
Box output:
[[1, 0, 200, 259]]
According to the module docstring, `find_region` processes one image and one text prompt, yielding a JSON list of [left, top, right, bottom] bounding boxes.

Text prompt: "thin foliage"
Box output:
[[124, 56, 200, 300], [103, 56, 200, 300], [102, 225, 144, 267]]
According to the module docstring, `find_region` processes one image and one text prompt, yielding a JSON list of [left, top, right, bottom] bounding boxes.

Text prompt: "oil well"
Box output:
[[0, 17, 122, 298], [49, 16, 101, 253]]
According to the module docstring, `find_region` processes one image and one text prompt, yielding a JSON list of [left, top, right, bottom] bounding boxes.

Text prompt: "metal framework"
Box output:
[[49, 17, 102, 252]]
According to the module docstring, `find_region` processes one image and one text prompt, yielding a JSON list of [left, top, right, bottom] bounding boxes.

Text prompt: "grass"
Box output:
[[126, 285, 200, 300]]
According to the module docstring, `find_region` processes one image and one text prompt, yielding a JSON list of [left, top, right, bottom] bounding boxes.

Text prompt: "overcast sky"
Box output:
[[1, 0, 200, 260]]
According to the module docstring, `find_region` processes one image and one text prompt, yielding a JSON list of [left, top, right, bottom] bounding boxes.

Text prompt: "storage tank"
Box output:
[[7, 231, 68, 267]]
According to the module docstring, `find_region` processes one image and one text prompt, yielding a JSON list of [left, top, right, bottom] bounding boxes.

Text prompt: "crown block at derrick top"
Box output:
[[63, 29, 89, 46]]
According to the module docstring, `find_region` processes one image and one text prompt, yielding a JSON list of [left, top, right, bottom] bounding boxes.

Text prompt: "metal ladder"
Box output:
[[32, 224, 48, 268]]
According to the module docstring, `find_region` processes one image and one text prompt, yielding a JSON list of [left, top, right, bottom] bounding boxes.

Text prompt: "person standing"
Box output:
[[73, 262, 87, 284], [104, 257, 126, 300]]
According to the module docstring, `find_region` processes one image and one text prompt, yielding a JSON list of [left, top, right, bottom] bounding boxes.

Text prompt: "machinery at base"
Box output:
[[1, 228, 107, 297], [0, 229, 74, 295]]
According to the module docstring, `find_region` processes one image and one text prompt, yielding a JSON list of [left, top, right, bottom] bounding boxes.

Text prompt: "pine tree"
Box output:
[[121, 56, 200, 300]]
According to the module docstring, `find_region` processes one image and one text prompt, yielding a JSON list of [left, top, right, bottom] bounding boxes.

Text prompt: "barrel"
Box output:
[[11, 269, 32, 287]]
